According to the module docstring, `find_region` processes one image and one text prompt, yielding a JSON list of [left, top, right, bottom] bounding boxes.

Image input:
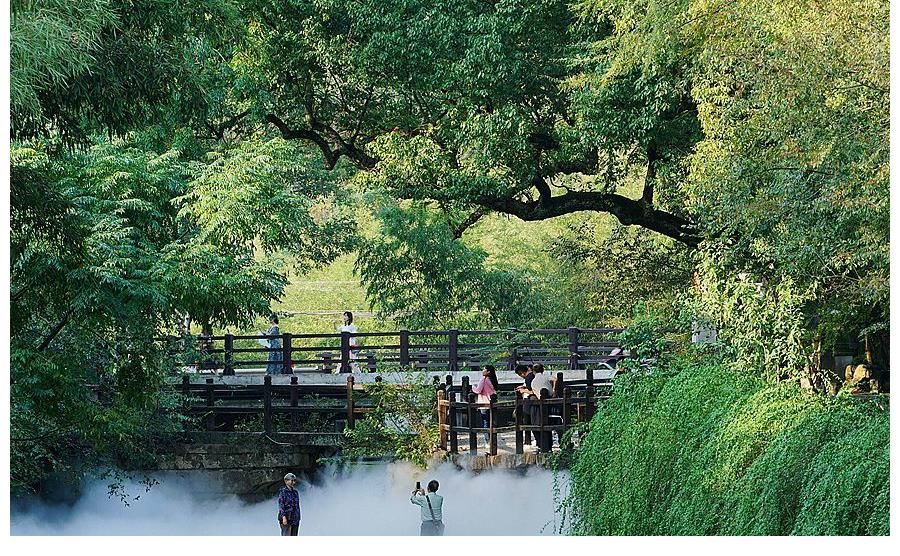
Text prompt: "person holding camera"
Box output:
[[410, 480, 444, 536], [277, 472, 301, 536]]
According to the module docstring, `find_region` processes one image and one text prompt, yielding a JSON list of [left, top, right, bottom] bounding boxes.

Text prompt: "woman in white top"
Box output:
[[338, 311, 360, 373]]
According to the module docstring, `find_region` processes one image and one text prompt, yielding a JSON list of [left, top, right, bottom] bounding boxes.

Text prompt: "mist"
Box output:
[[11, 462, 569, 536]]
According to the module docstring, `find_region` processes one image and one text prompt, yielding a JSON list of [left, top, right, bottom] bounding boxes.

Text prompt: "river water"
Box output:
[[11, 462, 567, 535]]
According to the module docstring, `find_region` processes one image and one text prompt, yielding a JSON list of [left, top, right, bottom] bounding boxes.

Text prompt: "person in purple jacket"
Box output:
[[277, 472, 301, 536]]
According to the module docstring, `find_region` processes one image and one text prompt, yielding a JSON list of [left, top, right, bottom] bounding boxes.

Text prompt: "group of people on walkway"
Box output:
[[459, 363, 561, 452]]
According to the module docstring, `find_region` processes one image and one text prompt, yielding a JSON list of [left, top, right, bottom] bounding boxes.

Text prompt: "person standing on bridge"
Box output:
[[529, 364, 553, 453], [472, 365, 499, 443], [277, 472, 302, 536], [411, 480, 444, 536], [262, 313, 283, 375], [338, 311, 360, 373], [515, 364, 535, 446]]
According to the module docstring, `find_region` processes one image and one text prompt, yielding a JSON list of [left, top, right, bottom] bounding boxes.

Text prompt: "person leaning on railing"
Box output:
[[529, 364, 553, 452], [471, 365, 499, 443], [514, 364, 534, 444], [259, 313, 282, 376]]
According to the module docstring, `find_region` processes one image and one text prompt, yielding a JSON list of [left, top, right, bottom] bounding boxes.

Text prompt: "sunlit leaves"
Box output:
[[179, 138, 357, 260]]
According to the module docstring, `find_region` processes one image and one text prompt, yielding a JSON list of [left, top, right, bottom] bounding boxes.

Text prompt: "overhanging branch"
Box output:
[[263, 114, 700, 246], [481, 191, 701, 247], [265, 114, 376, 170]]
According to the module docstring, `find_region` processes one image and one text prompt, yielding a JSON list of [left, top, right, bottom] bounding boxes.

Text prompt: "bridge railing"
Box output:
[[169, 371, 608, 455], [161, 327, 628, 375], [436, 370, 610, 456]]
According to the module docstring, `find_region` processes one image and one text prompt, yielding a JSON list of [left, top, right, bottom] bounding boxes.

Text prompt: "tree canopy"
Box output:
[[9, 0, 889, 492]]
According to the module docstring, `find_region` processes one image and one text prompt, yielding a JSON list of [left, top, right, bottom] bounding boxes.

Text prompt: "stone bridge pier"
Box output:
[[152, 432, 342, 502]]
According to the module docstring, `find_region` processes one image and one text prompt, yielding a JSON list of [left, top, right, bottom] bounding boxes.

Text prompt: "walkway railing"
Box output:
[[169, 371, 610, 455], [161, 327, 627, 375], [437, 370, 610, 456]]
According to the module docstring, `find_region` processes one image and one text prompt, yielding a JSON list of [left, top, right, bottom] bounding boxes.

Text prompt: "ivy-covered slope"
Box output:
[[564, 359, 889, 535]]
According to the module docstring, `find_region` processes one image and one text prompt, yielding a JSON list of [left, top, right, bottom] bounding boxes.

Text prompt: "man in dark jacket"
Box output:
[[277, 472, 301, 536]]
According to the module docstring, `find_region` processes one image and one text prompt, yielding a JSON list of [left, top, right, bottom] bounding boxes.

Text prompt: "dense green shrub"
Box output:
[[565, 356, 889, 535]]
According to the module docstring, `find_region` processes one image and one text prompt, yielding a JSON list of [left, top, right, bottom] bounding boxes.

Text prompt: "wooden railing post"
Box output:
[[263, 375, 273, 435], [568, 327, 580, 369], [399, 329, 410, 367], [460, 376, 470, 428], [585, 369, 595, 421], [346, 376, 355, 429], [205, 378, 215, 431], [448, 329, 459, 372], [290, 376, 299, 432], [340, 332, 351, 373], [515, 392, 524, 455], [282, 333, 292, 374], [321, 352, 334, 373], [448, 398, 458, 454], [488, 398, 498, 456], [181, 375, 190, 397], [437, 388, 447, 450], [507, 347, 518, 371], [224, 334, 235, 375], [554, 371, 565, 447], [538, 396, 546, 452], [562, 387, 573, 450], [467, 392, 477, 454]]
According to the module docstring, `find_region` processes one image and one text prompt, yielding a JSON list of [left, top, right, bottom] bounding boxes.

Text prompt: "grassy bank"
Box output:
[[564, 356, 889, 535]]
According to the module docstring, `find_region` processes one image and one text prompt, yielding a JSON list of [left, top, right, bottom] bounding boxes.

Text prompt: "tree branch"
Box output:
[[532, 175, 552, 204], [205, 109, 251, 141], [641, 143, 658, 206], [452, 207, 489, 239], [266, 114, 377, 170], [36, 310, 72, 351], [264, 114, 700, 245], [481, 191, 701, 247]]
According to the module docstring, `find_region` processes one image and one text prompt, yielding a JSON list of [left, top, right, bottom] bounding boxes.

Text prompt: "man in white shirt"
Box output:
[[528, 364, 552, 452], [410, 480, 444, 536]]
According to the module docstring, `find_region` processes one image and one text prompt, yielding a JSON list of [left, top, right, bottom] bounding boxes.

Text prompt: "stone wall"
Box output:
[[152, 432, 341, 501]]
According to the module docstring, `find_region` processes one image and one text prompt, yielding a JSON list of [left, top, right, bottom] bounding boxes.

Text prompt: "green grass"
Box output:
[[563, 355, 890, 536]]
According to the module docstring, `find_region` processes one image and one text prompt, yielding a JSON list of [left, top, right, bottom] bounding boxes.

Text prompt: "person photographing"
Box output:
[[410, 480, 444, 536]]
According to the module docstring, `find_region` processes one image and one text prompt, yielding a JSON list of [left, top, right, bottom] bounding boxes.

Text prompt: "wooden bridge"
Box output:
[[165, 327, 627, 375], [173, 368, 612, 460]]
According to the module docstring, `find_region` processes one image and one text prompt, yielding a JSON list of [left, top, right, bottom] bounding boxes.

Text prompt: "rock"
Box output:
[[853, 364, 873, 382], [844, 364, 856, 382]]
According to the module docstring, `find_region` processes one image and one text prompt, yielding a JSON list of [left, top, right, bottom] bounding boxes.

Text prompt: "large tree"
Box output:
[[223, 0, 702, 245]]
